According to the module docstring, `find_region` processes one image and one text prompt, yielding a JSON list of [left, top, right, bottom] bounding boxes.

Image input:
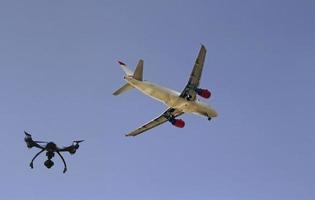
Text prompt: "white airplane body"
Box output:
[[125, 77, 217, 116], [114, 45, 218, 136]]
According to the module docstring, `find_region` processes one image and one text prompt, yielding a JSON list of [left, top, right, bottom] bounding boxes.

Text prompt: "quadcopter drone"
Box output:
[[24, 131, 84, 173]]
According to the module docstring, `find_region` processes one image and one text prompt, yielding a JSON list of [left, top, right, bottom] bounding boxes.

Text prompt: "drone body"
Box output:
[[24, 131, 84, 173]]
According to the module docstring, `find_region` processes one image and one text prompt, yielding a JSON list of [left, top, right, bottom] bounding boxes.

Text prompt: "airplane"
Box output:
[[24, 131, 84, 173], [113, 45, 218, 137]]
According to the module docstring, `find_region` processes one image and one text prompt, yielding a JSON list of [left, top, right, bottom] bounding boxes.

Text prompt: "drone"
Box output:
[[24, 131, 84, 173]]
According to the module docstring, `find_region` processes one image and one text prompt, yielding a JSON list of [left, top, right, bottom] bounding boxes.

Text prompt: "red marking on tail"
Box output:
[[118, 61, 126, 66]]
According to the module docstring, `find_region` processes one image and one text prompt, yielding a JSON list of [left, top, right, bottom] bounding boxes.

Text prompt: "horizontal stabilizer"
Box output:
[[113, 83, 133, 96]]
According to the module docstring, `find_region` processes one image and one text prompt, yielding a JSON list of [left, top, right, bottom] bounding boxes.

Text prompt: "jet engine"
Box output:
[[195, 88, 211, 99], [169, 118, 185, 128]]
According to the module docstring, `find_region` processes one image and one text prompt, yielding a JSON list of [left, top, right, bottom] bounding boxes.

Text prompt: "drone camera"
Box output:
[[44, 160, 54, 169]]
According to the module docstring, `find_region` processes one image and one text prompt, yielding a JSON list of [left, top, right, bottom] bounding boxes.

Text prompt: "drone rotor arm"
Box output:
[[24, 133, 45, 150], [57, 146, 71, 152], [57, 140, 83, 153], [31, 142, 45, 150], [34, 141, 48, 143]]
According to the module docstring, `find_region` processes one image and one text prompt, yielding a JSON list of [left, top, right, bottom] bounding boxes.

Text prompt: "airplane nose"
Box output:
[[212, 109, 218, 117]]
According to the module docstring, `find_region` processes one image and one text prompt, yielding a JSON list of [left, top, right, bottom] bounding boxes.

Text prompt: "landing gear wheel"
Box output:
[[208, 117, 212, 121]]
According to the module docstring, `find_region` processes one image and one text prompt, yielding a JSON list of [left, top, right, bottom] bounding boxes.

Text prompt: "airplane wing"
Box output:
[[126, 108, 183, 137], [180, 45, 207, 101]]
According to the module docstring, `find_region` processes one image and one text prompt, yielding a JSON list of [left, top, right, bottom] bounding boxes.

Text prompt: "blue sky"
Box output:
[[0, 0, 314, 199]]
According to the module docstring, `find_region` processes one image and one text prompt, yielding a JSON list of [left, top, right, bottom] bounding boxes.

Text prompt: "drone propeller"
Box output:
[[73, 140, 84, 144], [71, 140, 84, 151], [24, 131, 32, 137], [24, 132, 47, 142]]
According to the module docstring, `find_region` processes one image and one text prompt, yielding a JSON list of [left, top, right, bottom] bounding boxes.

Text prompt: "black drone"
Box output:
[[24, 131, 84, 173]]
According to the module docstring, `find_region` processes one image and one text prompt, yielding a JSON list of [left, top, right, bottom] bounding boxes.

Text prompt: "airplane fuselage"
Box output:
[[124, 76, 218, 118]]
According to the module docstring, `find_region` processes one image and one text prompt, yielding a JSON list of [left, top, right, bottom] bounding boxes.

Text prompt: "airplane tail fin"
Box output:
[[133, 59, 143, 81], [113, 59, 144, 95], [117, 59, 144, 80]]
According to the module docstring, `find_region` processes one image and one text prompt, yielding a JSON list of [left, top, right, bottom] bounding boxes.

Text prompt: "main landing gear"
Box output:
[[208, 117, 212, 121]]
